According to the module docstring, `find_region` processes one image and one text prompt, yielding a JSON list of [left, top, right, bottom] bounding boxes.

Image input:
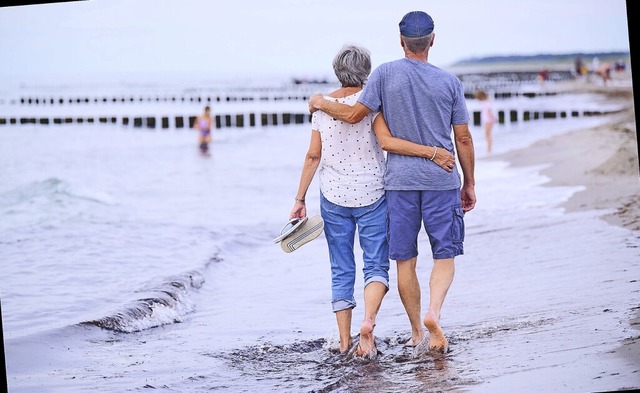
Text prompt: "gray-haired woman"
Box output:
[[289, 45, 388, 359]]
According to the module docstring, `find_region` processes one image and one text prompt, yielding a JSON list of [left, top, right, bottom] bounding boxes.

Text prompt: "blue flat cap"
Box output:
[[399, 11, 434, 37]]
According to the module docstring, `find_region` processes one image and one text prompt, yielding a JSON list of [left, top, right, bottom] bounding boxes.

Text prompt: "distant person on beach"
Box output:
[[574, 56, 583, 77], [591, 56, 600, 74], [290, 44, 456, 359], [474, 89, 496, 154], [309, 11, 476, 356], [574, 56, 589, 79], [537, 69, 549, 88], [597, 63, 612, 86], [194, 106, 212, 154]]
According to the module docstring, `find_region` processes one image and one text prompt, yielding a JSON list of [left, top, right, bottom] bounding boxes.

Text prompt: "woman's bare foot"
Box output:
[[424, 314, 448, 353], [339, 338, 352, 354], [355, 319, 376, 358]]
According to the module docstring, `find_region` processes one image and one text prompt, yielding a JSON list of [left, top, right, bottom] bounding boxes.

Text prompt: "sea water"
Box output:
[[1, 78, 638, 392]]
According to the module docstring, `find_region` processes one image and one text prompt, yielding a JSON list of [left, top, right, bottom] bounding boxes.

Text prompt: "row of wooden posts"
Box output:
[[0, 112, 310, 129], [6, 71, 578, 107], [0, 107, 618, 130], [7, 88, 564, 108], [11, 94, 307, 106], [471, 108, 617, 125]]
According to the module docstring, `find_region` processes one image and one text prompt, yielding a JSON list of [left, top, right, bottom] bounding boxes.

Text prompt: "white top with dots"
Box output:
[[312, 91, 386, 208]]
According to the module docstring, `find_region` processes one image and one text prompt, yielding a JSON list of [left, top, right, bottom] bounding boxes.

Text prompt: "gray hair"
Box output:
[[401, 32, 434, 54], [332, 45, 372, 88]]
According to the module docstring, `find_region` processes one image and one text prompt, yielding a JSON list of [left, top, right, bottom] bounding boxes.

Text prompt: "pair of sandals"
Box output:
[[273, 216, 324, 253]]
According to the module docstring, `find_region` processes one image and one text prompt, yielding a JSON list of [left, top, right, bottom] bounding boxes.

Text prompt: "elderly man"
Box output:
[[309, 10, 476, 355]]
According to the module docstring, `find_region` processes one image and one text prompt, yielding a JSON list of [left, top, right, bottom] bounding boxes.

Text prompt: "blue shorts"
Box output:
[[386, 189, 465, 261], [321, 193, 390, 312]]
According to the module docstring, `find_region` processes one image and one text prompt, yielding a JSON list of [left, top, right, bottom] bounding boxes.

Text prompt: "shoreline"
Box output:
[[487, 80, 640, 376], [489, 81, 638, 233]]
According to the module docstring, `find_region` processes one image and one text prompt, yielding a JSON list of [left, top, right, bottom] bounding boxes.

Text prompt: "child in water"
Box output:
[[474, 90, 495, 154], [194, 106, 213, 154]]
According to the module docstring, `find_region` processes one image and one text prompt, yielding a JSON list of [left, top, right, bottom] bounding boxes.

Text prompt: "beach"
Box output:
[[495, 79, 639, 232], [1, 71, 639, 392], [482, 79, 639, 391]]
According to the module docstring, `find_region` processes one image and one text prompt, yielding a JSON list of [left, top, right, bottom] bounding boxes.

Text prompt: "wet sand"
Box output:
[[498, 80, 639, 233], [488, 78, 640, 389]]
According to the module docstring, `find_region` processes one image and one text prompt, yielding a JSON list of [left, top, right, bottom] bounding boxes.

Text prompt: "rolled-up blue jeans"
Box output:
[[320, 193, 390, 312]]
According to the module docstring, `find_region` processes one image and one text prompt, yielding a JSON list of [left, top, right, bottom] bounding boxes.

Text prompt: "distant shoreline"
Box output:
[[489, 76, 639, 233], [446, 51, 631, 73]]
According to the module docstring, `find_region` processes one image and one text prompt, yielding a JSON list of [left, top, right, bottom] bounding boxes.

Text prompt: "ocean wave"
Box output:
[[82, 258, 221, 333], [0, 177, 116, 207]]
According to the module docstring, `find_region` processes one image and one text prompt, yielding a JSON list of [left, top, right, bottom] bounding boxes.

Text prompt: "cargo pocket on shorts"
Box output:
[[451, 206, 465, 244]]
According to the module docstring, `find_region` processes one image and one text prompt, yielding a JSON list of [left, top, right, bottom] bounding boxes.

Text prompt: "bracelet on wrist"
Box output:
[[295, 197, 305, 203], [430, 146, 438, 161]]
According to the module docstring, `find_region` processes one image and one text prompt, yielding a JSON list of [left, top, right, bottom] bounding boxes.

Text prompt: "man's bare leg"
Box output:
[[397, 257, 425, 346], [356, 281, 386, 356], [424, 258, 455, 353], [335, 308, 353, 354]]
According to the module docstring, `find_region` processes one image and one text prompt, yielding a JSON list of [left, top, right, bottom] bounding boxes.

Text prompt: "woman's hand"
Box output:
[[289, 201, 307, 220], [433, 148, 456, 172]]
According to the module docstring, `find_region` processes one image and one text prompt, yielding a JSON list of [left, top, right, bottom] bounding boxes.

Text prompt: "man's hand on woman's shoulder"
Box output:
[[308, 93, 324, 113]]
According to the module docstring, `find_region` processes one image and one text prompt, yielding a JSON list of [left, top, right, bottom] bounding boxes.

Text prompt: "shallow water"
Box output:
[[1, 83, 639, 392]]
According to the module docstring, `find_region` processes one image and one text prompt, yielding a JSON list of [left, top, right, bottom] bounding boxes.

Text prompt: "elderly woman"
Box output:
[[290, 44, 387, 359]]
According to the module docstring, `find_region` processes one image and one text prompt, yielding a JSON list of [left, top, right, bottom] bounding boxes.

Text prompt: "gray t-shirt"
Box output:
[[359, 57, 469, 191]]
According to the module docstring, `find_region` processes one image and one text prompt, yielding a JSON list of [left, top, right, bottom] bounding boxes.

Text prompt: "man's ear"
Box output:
[[399, 34, 405, 48], [431, 33, 435, 47]]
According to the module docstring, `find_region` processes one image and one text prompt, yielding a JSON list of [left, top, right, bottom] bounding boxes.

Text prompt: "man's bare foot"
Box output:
[[424, 315, 448, 353], [403, 333, 425, 348], [355, 319, 376, 358]]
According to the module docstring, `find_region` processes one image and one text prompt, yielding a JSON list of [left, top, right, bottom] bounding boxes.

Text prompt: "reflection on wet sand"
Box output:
[[216, 334, 473, 392], [211, 314, 573, 392]]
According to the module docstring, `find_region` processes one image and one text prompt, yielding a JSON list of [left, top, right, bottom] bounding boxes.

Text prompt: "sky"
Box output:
[[0, 0, 632, 83]]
